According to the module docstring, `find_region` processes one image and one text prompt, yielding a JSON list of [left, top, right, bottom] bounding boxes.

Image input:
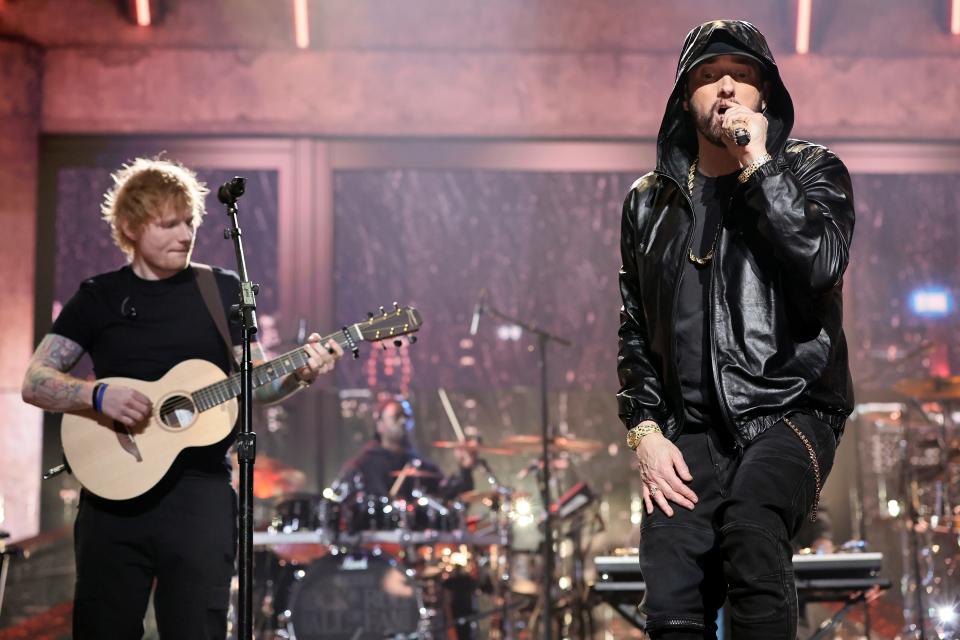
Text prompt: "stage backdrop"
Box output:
[[332, 166, 960, 552]]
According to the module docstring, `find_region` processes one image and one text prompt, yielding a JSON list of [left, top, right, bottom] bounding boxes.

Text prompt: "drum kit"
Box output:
[[240, 434, 604, 640], [857, 374, 960, 638]]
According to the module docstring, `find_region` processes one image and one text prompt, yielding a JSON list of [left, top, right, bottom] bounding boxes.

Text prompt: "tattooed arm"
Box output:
[[22, 334, 153, 426], [21, 334, 94, 412], [234, 333, 342, 405]]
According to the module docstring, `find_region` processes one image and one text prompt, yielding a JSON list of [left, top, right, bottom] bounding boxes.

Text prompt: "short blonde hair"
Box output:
[[101, 157, 209, 259]]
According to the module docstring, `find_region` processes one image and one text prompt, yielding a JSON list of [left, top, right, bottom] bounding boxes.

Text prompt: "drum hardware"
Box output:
[[857, 376, 960, 639]]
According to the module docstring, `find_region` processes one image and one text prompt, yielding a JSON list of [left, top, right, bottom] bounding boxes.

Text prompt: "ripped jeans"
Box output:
[[637, 412, 837, 640]]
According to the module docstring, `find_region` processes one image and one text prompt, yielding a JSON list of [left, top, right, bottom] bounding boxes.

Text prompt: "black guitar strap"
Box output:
[[192, 262, 239, 373]]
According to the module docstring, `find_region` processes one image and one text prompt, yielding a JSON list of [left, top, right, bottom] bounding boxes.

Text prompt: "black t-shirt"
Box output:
[[52, 264, 243, 480], [676, 170, 738, 429]]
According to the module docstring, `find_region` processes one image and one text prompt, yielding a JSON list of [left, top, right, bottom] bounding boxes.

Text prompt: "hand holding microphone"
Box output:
[[721, 103, 768, 153]]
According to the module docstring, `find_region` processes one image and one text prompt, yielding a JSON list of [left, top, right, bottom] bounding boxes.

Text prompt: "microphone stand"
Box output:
[[479, 298, 571, 640], [218, 177, 259, 640]]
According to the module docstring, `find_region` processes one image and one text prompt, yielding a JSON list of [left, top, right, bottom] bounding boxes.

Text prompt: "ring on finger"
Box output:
[[648, 484, 660, 495]]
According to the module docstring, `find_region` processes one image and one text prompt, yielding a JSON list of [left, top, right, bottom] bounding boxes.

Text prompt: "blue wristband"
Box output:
[[95, 383, 108, 413]]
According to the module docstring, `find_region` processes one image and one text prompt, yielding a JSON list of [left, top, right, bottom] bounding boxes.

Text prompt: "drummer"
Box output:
[[335, 396, 477, 499]]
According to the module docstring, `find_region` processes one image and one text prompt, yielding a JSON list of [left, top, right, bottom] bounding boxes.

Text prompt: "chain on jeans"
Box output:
[[783, 416, 821, 522]]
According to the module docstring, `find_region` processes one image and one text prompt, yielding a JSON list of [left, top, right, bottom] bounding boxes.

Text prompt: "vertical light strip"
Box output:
[[951, 0, 960, 35], [796, 0, 812, 54], [293, 0, 310, 49], [134, 0, 152, 27]]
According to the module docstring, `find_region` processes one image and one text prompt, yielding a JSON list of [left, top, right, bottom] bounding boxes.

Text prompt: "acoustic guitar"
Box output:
[[61, 305, 422, 500]]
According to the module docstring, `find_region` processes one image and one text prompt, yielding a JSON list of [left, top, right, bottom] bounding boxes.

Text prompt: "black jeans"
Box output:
[[73, 475, 237, 640], [638, 412, 837, 640]]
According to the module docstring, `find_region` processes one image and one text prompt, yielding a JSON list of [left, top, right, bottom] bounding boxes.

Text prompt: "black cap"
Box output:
[[687, 32, 766, 75]]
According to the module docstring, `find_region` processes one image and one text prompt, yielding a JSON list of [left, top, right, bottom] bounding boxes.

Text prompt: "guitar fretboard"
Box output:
[[191, 330, 349, 411]]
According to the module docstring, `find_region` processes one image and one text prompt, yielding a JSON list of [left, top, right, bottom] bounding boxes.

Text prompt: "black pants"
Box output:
[[638, 413, 837, 640], [73, 475, 237, 640]]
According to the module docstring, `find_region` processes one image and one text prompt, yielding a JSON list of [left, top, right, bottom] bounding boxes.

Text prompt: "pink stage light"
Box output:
[[134, 0, 151, 27], [293, 0, 310, 49], [952, 0, 960, 35], [796, 0, 812, 54]]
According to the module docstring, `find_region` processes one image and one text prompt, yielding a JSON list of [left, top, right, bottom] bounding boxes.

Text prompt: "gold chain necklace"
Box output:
[[686, 158, 724, 267]]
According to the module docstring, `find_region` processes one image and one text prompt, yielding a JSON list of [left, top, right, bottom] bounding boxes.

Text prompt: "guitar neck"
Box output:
[[192, 328, 355, 411]]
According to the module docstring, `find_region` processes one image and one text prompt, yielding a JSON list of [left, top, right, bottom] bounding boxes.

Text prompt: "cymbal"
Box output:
[[893, 376, 960, 400], [390, 469, 442, 479], [500, 435, 603, 455], [231, 453, 306, 499], [458, 489, 529, 503], [432, 440, 515, 455]]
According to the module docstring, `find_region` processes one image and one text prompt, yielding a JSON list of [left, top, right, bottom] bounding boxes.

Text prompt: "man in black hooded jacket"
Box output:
[[618, 21, 855, 639]]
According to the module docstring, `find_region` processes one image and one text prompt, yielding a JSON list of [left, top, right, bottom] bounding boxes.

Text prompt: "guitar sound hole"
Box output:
[[160, 395, 196, 429]]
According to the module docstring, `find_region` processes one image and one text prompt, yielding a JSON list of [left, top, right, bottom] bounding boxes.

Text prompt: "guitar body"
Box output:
[[61, 359, 238, 501]]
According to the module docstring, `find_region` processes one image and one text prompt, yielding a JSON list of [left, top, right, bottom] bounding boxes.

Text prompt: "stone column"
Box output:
[[0, 38, 43, 541]]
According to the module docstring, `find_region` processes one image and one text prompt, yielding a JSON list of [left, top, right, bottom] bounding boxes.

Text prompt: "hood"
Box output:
[[655, 20, 795, 182]]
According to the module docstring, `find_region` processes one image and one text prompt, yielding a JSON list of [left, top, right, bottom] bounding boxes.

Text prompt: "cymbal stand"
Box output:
[[478, 299, 571, 640], [899, 420, 927, 639]]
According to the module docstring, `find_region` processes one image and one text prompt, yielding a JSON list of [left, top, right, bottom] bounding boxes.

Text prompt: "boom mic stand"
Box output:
[[474, 293, 571, 640], [218, 177, 259, 640]]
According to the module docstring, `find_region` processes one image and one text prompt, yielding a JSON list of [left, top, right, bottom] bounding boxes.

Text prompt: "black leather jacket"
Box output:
[[617, 21, 855, 445]]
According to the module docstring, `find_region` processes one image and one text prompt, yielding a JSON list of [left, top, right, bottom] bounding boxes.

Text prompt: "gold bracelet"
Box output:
[[737, 153, 773, 184], [626, 420, 662, 450]]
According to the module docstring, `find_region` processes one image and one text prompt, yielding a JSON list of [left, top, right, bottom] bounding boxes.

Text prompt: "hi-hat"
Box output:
[[500, 434, 603, 455], [432, 440, 514, 455]]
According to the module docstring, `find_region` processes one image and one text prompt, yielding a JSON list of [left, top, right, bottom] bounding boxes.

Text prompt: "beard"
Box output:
[[689, 97, 763, 148]]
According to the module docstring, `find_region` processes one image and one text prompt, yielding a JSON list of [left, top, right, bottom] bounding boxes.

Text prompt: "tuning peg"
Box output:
[[367, 312, 374, 319], [393, 339, 402, 348], [409, 336, 418, 344], [379, 306, 386, 316]]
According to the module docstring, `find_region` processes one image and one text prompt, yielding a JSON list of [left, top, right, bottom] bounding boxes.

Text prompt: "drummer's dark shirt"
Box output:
[[337, 441, 473, 500]]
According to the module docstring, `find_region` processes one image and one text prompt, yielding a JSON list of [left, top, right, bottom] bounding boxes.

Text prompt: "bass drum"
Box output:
[[285, 551, 421, 640]]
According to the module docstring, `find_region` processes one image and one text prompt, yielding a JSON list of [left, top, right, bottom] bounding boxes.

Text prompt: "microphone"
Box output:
[[469, 289, 487, 336], [733, 128, 751, 146], [121, 296, 137, 319], [217, 177, 246, 205]]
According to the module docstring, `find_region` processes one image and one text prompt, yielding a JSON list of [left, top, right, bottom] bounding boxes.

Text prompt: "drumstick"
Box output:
[[438, 387, 466, 442], [388, 462, 413, 497]]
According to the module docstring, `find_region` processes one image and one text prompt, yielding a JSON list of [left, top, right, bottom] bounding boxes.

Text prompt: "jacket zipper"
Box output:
[[708, 192, 743, 447], [654, 170, 696, 438]]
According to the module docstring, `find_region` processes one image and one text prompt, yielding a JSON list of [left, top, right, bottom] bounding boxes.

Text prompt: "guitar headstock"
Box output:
[[352, 303, 423, 345]]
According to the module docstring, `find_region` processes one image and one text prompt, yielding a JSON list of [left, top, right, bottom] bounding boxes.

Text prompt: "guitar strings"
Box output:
[[156, 346, 318, 416]]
